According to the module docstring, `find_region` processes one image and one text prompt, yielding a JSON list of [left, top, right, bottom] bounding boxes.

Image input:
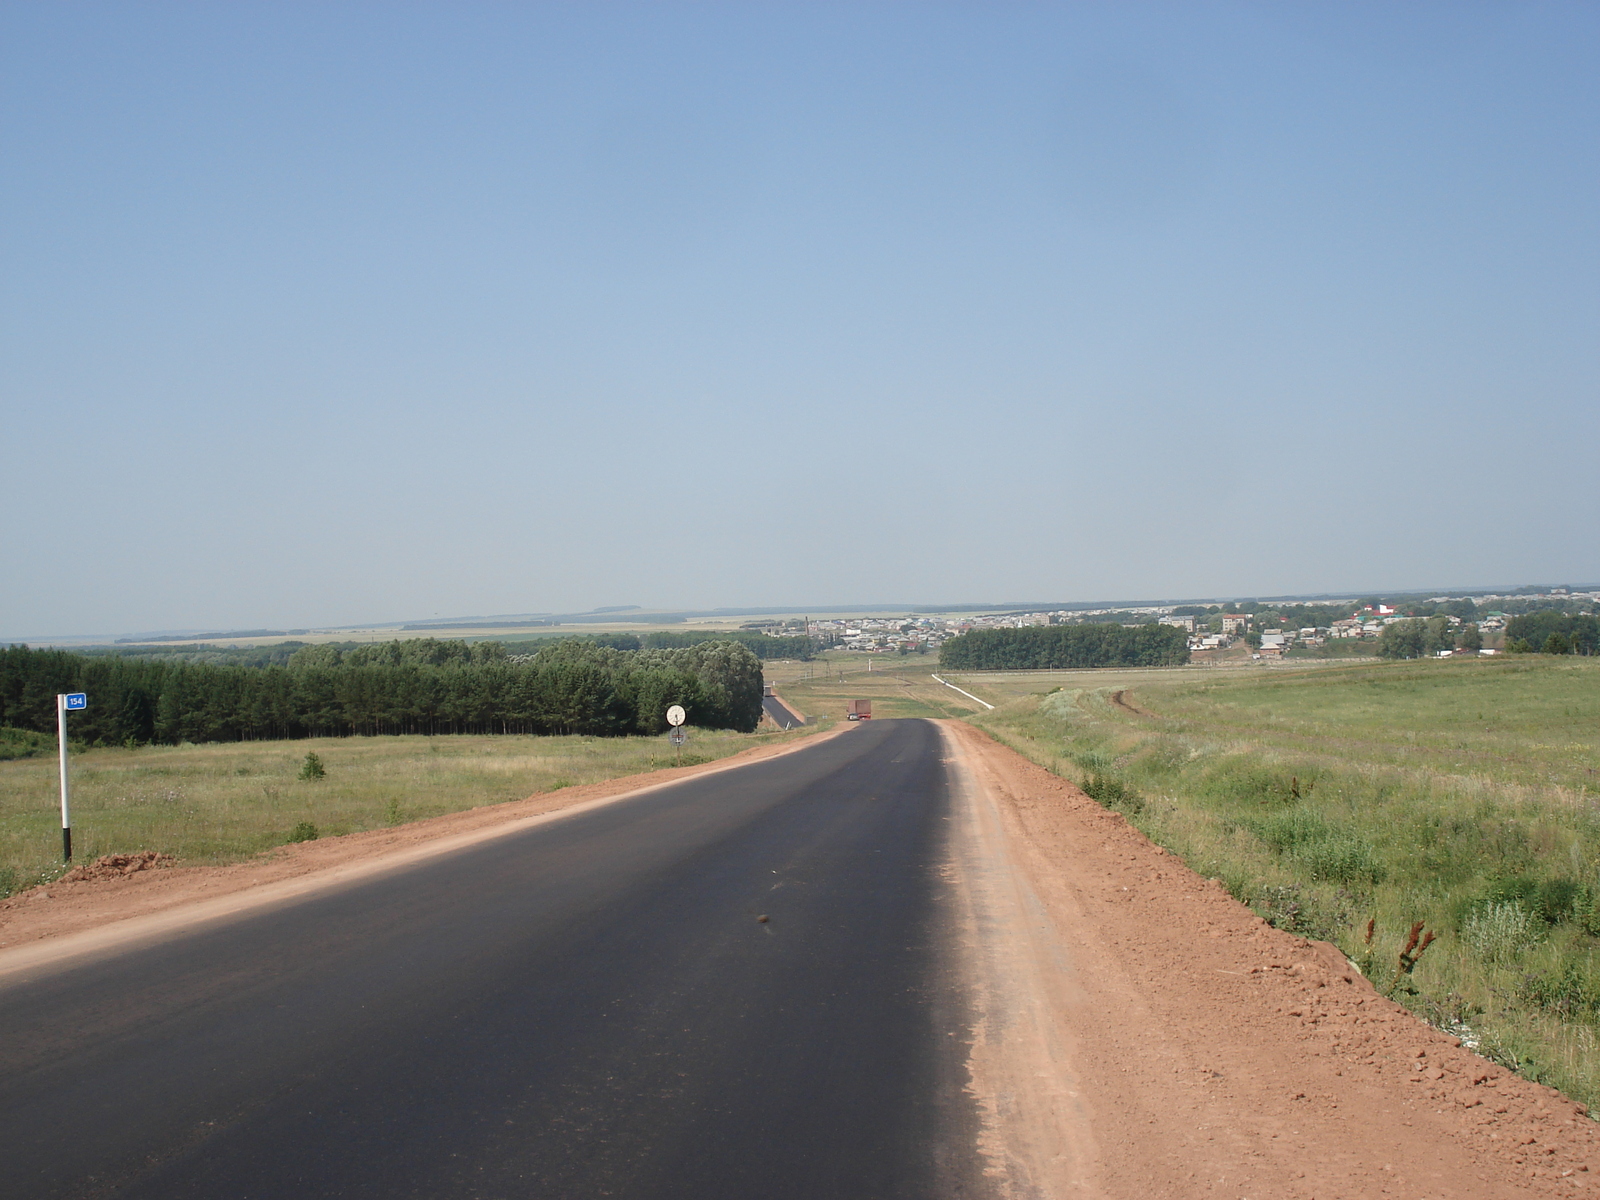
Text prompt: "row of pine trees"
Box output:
[[0, 638, 765, 744], [938, 623, 1190, 670]]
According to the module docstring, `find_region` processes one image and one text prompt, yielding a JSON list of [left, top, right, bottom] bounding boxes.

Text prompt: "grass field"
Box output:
[[0, 723, 824, 898], [761, 651, 1332, 721], [969, 654, 1600, 1109], [762, 652, 984, 721]]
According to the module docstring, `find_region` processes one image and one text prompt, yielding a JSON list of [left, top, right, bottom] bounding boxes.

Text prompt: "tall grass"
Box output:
[[0, 726, 819, 898], [975, 657, 1600, 1110]]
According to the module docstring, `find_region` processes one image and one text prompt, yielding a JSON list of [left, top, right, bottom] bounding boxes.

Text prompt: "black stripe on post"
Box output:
[[62, 827, 72, 862]]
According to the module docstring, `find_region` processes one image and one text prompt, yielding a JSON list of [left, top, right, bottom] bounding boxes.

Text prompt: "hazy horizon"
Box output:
[[4, 4, 1596, 636], [11, 579, 1597, 645]]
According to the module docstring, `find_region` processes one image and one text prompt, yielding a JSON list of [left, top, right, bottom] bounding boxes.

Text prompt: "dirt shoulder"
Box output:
[[945, 719, 1599, 1199], [0, 725, 851, 972]]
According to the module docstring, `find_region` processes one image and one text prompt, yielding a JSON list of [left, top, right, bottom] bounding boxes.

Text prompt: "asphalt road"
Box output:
[[761, 694, 804, 728], [0, 719, 985, 1200]]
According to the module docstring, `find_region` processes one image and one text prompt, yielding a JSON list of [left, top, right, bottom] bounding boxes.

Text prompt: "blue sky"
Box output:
[[3, 3, 1596, 635]]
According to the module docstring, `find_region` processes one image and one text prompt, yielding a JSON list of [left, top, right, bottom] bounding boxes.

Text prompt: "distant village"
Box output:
[[739, 589, 1600, 659]]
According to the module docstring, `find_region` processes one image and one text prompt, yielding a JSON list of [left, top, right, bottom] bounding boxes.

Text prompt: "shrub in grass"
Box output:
[[1203, 760, 1301, 808], [1247, 811, 1382, 884], [1071, 750, 1114, 774], [1520, 961, 1600, 1018], [1253, 883, 1360, 941], [1463, 901, 1541, 963], [1295, 836, 1384, 885], [1488, 876, 1585, 925], [1082, 772, 1144, 815], [0, 727, 54, 761], [1132, 740, 1188, 776], [1249, 809, 1329, 853], [286, 821, 319, 844], [1254, 884, 1313, 934], [298, 752, 325, 781]]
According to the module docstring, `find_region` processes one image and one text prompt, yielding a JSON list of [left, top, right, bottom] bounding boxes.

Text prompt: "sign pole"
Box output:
[[57, 694, 72, 862], [55, 692, 85, 861], [665, 705, 687, 767]]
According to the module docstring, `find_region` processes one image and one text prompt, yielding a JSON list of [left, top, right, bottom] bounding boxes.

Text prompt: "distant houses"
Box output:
[[803, 589, 1595, 660]]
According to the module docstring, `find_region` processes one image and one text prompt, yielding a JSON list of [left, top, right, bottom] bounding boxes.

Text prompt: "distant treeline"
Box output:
[[573, 631, 820, 660], [1505, 612, 1600, 656], [77, 629, 821, 668], [80, 642, 311, 667], [1374, 612, 1600, 659], [0, 638, 764, 745], [938, 624, 1190, 670], [1175, 595, 1593, 625]]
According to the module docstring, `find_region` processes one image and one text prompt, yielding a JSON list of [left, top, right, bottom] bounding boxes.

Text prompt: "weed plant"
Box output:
[[975, 656, 1600, 1110]]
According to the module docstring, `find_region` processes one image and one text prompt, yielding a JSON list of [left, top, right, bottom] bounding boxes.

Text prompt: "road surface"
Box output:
[[761, 693, 804, 728], [0, 720, 986, 1200]]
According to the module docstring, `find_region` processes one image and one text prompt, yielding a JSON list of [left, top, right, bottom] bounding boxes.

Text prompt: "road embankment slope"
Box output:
[[946, 719, 1600, 1198]]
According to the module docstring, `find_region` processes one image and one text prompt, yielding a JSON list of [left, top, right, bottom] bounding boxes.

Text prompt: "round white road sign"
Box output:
[[666, 705, 687, 727]]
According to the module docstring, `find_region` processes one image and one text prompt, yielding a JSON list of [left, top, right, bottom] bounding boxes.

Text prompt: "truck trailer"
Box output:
[[847, 699, 872, 721]]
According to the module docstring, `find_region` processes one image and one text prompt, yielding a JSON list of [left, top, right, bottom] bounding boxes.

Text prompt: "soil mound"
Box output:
[[61, 852, 176, 883]]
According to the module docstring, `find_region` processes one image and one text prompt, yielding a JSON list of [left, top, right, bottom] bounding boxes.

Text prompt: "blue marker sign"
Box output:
[[65, 693, 87, 710]]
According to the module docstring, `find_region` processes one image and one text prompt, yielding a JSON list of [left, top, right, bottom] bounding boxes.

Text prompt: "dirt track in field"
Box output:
[[1107, 689, 1154, 717], [948, 719, 1600, 1198]]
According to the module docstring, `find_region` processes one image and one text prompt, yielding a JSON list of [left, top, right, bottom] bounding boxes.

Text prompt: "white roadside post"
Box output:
[[57, 692, 87, 861], [665, 704, 687, 766]]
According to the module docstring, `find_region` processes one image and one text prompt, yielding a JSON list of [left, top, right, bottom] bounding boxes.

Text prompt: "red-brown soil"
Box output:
[[60, 850, 176, 882], [948, 719, 1600, 1198]]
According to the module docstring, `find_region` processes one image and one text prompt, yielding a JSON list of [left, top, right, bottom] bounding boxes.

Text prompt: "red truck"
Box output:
[[847, 699, 872, 721]]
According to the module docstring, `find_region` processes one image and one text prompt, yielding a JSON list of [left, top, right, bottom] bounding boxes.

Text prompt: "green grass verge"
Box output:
[[0, 724, 824, 899], [972, 655, 1600, 1109]]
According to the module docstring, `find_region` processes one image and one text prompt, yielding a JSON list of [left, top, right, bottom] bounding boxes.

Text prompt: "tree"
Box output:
[[1421, 616, 1453, 657], [1377, 620, 1425, 660], [1506, 612, 1599, 656], [1544, 633, 1572, 655], [1456, 623, 1482, 653]]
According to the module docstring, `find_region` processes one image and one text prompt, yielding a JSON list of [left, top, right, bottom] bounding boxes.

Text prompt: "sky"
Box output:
[[3, 2, 1597, 636]]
